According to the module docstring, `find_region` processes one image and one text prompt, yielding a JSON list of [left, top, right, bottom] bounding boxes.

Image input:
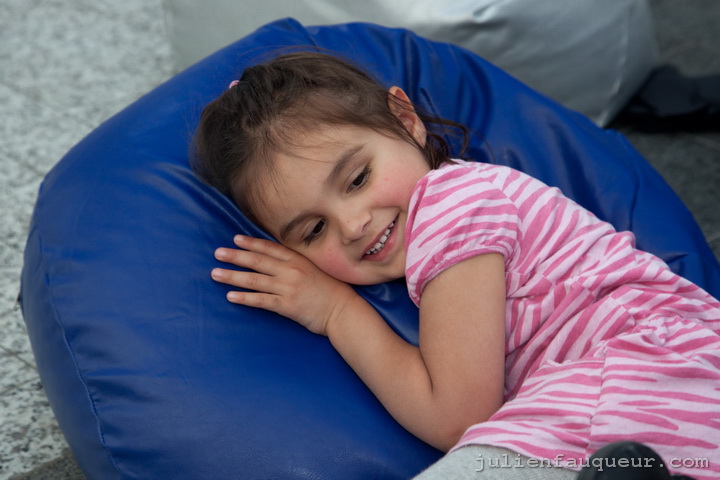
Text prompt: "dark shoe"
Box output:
[[612, 65, 720, 133], [576, 441, 695, 479]]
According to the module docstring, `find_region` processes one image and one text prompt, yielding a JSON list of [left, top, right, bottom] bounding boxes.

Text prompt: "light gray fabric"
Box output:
[[162, 0, 659, 126], [413, 445, 578, 480]]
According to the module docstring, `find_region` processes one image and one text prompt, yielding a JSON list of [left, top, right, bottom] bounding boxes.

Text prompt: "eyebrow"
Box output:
[[325, 144, 365, 187], [279, 214, 312, 243], [278, 144, 365, 242]]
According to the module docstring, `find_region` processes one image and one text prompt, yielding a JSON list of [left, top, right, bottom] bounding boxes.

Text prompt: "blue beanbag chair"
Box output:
[[20, 18, 720, 480]]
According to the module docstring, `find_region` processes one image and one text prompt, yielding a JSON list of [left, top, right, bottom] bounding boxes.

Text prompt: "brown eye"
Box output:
[[304, 219, 326, 245], [348, 167, 371, 191], [311, 220, 324, 235]]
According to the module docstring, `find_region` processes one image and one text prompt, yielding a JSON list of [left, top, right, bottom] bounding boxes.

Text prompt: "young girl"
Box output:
[[193, 52, 720, 479]]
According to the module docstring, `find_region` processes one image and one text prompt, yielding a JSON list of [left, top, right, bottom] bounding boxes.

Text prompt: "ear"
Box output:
[[387, 86, 427, 147]]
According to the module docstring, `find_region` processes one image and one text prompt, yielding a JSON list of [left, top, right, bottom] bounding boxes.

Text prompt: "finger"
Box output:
[[211, 268, 280, 294], [233, 235, 294, 261], [226, 290, 283, 312], [214, 247, 283, 275]]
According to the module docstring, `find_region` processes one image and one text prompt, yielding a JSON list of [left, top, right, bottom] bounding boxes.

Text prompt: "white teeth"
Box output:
[[365, 222, 395, 256]]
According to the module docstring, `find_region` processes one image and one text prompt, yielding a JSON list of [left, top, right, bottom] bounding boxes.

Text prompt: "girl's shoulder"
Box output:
[[436, 158, 504, 175], [432, 159, 525, 182], [416, 159, 536, 199]]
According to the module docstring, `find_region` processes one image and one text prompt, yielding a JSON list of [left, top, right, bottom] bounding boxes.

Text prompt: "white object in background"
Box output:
[[162, 0, 659, 126]]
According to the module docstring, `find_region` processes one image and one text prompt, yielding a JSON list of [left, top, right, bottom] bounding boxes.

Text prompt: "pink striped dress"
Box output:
[[405, 160, 720, 478]]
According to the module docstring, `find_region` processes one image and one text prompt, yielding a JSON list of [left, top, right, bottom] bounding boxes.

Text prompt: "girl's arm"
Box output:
[[326, 252, 506, 451], [212, 235, 506, 451]]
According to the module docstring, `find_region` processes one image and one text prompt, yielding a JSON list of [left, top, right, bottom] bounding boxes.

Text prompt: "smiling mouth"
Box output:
[[365, 221, 396, 256]]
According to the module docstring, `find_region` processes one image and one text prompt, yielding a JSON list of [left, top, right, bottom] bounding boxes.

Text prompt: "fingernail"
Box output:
[[211, 268, 223, 280], [215, 248, 228, 260]]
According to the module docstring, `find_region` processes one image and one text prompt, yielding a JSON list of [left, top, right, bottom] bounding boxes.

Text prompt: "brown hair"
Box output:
[[191, 51, 468, 225]]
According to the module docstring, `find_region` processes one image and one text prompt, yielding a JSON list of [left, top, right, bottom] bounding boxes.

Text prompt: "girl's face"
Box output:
[[253, 90, 430, 285]]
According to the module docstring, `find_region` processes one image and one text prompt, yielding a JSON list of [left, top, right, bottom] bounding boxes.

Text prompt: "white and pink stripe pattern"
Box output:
[[405, 161, 720, 478]]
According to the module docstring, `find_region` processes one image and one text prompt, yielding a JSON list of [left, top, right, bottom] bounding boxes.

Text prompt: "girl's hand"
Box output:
[[211, 235, 357, 336]]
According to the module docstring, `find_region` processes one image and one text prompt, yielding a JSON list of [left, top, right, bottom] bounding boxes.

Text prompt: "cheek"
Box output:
[[376, 174, 419, 207], [376, 159, 428, 207], [307, 248, 357, 283]]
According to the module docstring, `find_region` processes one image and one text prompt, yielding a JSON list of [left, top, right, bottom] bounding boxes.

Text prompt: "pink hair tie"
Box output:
[[228, 80, 240, 89]]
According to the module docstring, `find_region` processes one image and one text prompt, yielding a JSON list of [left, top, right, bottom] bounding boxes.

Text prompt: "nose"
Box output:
[[338, 206, 371, 245]]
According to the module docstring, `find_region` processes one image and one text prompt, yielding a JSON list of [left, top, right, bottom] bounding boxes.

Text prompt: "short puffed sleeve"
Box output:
[[404, 162, 521, 306]]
